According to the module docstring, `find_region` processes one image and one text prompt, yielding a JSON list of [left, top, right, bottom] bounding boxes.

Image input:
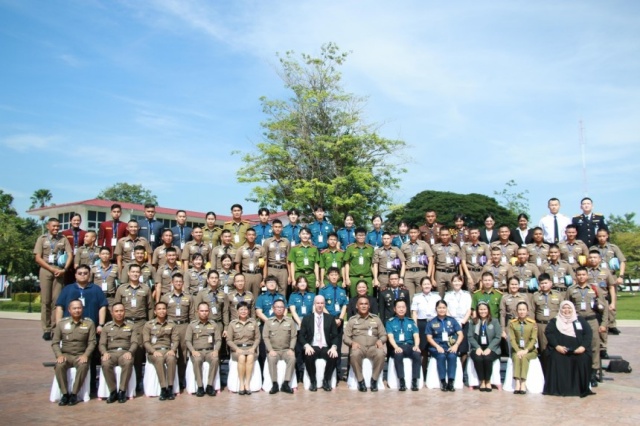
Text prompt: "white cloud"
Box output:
[[1, 134, 59, 152]]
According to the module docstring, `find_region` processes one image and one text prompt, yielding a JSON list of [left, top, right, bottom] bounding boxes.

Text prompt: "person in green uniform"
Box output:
[[508, 301, 538, 394], [472, 272, 503, 319], [344, 227, 375, 297], [319, 232, 345, 288], [287, 228, 320, 292]]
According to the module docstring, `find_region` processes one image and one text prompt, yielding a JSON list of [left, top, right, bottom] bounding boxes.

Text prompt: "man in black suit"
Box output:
[[299, 295, 341, 391], [378, 272, 411, 324], [171, 210, 193, 250]]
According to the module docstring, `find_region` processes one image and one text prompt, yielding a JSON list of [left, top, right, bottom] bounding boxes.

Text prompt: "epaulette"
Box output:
[[105, 320, 115, 327], [494, 289, 503, 294], [525, 317, 536, 324], [190, 319, 199, 324], [473, 289, 482, 293], [573, 214, 582, 218], [510, 318, 520, 323]]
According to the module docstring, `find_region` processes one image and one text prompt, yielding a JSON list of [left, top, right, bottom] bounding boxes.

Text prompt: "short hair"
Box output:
[[191, 253, 204, 262], [517, 213, 529, 221], [220, 229, 231, 236], [388, 271, 400, 279], [231, 203, 243, 211], [287, 208, 300, 216], [133, 245, 146, 252], [581, 197, 593, 204], [162, 228, 173, 235], [85, 230, 97, 236], [219, 254, 233, 264], [327, 232, 338, 239], [356, 295, 370, 304], [111, 302, 125, 310], [128, 264, 141, 272], [548, 197, 560, 203], [355, 227, 366, 235], [326, 267, 341, 275], [299, 227, 311, 235], [313, 205, 325, 212], [409, 225, 420, 231], [76, 264, 90, 274], [548, 244, 560, 251], [237, 301, 249, 310], [155, 301, 167, 309], [454, 214, 465, 221], [538, 273, 551, 282], [425, 209, 436, 215], [165, 247, 177, 254], [234, 273, 245, 281], [575, 266, 588, 274], [258, 207, 270, 215], [144, 203, 155, 209], [532, 226, 543, 233], [128, 219, 138, 225], [68, 299, 83, 308], [48, 217, 60, 224], [264, 275, 278, 285], [246, 228, 256, 235], [371, 214, 382, 222], [565, 224, 577, 231], [382, 231, 391, 237], [272, 219, 282, 226], [176, 210, 186, 215], [172, 272, 184, 281], [490, 246, 502, 253], [516, 301, 529, 310], [198, 302, 210, 310], [207, 269, 219, 278], [394, 299, 407, 307], [435, 300, 448, 308], [588, 249, 601, 256], [481, 271, 494, 280], [99, 246, 111, 253], [110, 204, 122, 211], [192, 225, 202, 232], [71, 212, 82, 220]]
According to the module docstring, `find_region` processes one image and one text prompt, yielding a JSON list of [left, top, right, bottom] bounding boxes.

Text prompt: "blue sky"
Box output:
[[1, 0, 639, 224]]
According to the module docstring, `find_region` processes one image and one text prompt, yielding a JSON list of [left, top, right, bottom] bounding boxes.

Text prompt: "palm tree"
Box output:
[[30, 189, 52, 209]]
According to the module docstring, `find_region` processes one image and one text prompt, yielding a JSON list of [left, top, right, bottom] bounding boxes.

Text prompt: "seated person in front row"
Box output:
[[426, 300, 463, 392], [185, 302, 221, 397], [52, 299, 96, 406], [226, 302, 259, 395], [343, 296, 387, 392], [142, 301, 179, 401], [386, 299, 421, 391], [468, 301, 501, 392], [508, 301, 538, 395], [262, 299, 297, 395]]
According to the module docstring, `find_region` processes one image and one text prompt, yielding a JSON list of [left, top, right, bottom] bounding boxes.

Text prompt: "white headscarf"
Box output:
[[556, 300, 577, 338]]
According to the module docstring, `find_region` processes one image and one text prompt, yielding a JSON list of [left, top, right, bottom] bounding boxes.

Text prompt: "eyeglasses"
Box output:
[[76, 272, 89, 275]]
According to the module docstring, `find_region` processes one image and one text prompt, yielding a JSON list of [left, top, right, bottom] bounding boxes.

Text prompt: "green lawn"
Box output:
[[617, 292, 640, 320]]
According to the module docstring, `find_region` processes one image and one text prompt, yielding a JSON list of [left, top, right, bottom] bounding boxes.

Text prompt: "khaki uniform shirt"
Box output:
[[185, 319, 221, 352], [343, 313, 387, 347], [154, 264, 181, 295], [235, 243, 266, 273], [526, 243, 550, 267], [226, 291, 256, 326], [419, 223, 443, 246], [543, 260, 575, 288], [75, 244, 99, 268], [99, 320, 138, 354], [34, 234, 72, 267], [499, 293, 533, 329], [194, 287, 228, 326], [461, 242, 489, 269], [114, 236, 152, 264], [263, 237, 291, 267], [184, 268, 208, 295], [432, 243, 461, 270], [491, 241, 520, 263], [401, 240, 433, 269], [52, 317, 96, 357], [482, 262, 514, 290], [181, 241, 211, 266], [114, 283, 154, 320], [227, 318, 259, 352], [222, 220, 252, 249], [160, 292, 194, 323], [142, 319, 179, 353], [373, 246, 405, 273], [531, 290, 564, 322], [151, 245, 182, 268], [120, 262, 155, 285], [566, 284, 609, 323], [90, 263, 119, 296], [262, 316, 297, 351], [210, 244, 237, 270]]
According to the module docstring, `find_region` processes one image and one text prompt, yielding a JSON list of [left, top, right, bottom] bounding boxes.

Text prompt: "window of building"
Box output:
[[57, 212, 72, 230], [87, 210, 106, 231]]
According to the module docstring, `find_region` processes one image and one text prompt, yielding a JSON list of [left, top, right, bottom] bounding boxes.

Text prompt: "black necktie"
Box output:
[[553, 215, 559, 243]]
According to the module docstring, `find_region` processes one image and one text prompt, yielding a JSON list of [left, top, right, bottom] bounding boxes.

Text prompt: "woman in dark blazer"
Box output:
[[510, 213, 535, 247], [479, 214, 499, 244], [468, 301, 502, 391]]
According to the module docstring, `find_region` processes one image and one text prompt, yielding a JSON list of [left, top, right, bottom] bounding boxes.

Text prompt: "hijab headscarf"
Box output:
[[556, 300, 578, 338]]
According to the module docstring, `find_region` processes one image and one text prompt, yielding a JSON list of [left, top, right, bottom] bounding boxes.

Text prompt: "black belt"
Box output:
[[156, 347, 170, 350], [469, 267, 483, 272], [195, 347, 215, 351], [109, 348, 128, 351], [238, 343, 253, 348], [417, 319, 428, 323], [173, 320, 187, 325], [243, 270, 261, 274], [437, 268, 456, 273], [104, 292, 116, 297], [583, 315, 597, 321], [536, 320, 550, 324], [379, 271, 395, 275], [126, 317, 146, 322], [269, 264, 287, 269], [297, 269, 313, 274], [407, 267, 426, 272]]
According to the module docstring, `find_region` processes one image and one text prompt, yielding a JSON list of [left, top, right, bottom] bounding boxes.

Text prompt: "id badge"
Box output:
[[318, 235, 323, 243], [601, 262, 607, 269], [223, 285, 229, 294], [291, 241, 296, 247], [79, 296, 85, 306], [430, 238, 435, 245], [275, 253, 281, 261], [358, 256, 364, 265], [411, 255, 416, 263], [471, 255, 477, 264], [131, 251, 135, 260], [180, 242, 185, 250], [446, 256, 453, 264], [65, 323, 71, 330], [303, 257, 309, 266], [493, 280, 499, 288], [399, 332, 405, 342], [151, 336, 157, 344], [139, 276, 144, 283], [575, 321, 583, 330], [335, 304, 340, 312], [568, 255, 574, 264], [175, 307, 182, 316], [553, 275, 558, 284], [131, 298, 137, 308], [536, 258, 542, 266], [332, 261, 338, 268], [519, 280, 524, 288], [543, 307, 550, 317], [580, 301, 587, 311], [269, 309, 273, 316], [111, 238, 117, 246], [249, 262, 255, 272], [481, 335, 488, 345], [367, 328, 373, 337], [301, 305, 307, 315], [102, 281, 108, 292], [208, 335, 213, 344], [387, 261, 392, 269], [211, 306, 218, 315], [501, 255, 507, 264], [73, 247, 78, 255], [150, 234, 155, 243], [48, 254, 55, 263], [234, 234, 240, 243], [441, 331, 449, 341], [519, 339, 525, 348]]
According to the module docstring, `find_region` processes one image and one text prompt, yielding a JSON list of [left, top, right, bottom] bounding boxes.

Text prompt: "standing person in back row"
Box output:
[[223, 204, 251, 249], [139, 204, 163, 250], [308, 206, 335, 250], [171, 210, 192, 250], [538, 198, 572, 244], [572, 197, 608, 247], [98, 204, 128, 260]]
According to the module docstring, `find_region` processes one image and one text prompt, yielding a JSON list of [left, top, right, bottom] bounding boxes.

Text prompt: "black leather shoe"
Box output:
[[196, 387, 205, 397], [281, 381, 294, 394], [43, 331, 52, 341], [440, 380, 447, 392], [245, 389, 252, 395], [269, 382, 279, 394], [118, 390, 127, 403], [609, 327, 621, 335], [309, 381, 317, 392], [322, 380, 332, 392], [370, 379, 378, 392], [357, 380, 367, 392], [136, 382, 144, 393], [411, 379, 419, 391], [486, 387, 492, 392], [68, 394, 78, 406], [206, 385, 215, 396], [600, 350, 609, 359], [106, 390, 117, 404], [58, 394, 70, 406], [159, 388, 168, 401], [167, 388, 175, 400], [238, 389, 246, 395], [398, 378, 407, 391], [447, 381, 455, 392]]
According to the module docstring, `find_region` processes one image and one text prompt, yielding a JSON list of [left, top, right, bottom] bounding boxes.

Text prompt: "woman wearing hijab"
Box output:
[[543, 300, 594, 397]]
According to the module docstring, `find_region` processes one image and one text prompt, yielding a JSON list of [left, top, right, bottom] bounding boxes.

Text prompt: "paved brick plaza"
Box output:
[[1, 317, 638, 425]]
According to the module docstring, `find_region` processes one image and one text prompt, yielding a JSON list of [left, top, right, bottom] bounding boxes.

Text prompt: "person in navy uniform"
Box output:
[[572, 197, 608, 247], [282, 209, 302, 247], [139, 204, 164, 250], [392, 221, 410, 248], [386, 299, 421, 391], [426, 300, 463, 391], [378, 271, 410, 324], [366, 214, 384, 249], [308, 206, 335, 250], [337, 213, 356, 250], [171, 210, 193, 250], [289, 276, 315, 381], [253, 207, 273, 246]]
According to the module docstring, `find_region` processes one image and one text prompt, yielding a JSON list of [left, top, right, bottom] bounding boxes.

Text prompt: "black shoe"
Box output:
[[440, 380, 447, 392], [196, 387, 205, 397], [68, 394, 78, 406], [600, 350, 609, 359], [245, 389, 252, 395], [167, 388, 175, 400], [357, 380, 367, 392], [136, 382, 144, 393], [43, 331, 52, 341], [411, 379, 419, 391], [297, 371, 305, 383], [447, 380, 455, 392], [486, 387, 492, 392], [206, 385, 215, 396], [58, 394, 70, 406], [281, 381, 294, 394], [398, 378, 407, 391], [106, 390, 118, 404], [309, 380, 317, 392], [238, 390, 246, 395], [322, 380, 332, 392], [609, 327, 621, 335], [370, 379, 378, 392], [159, 388, 168, 401], [269, 382, 279, 394], [117, 390, 127, 403]]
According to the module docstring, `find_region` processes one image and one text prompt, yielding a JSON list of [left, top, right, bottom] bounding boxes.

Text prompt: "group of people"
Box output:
[[38, 197, 625, 404]]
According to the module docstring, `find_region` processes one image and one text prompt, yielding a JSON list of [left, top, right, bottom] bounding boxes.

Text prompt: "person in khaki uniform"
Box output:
[[431, 228, 461, 297], [263, 299, 297, 394], [203, 211, 222, 251], [223, 203, 252, 249], [508, 302, 538, 394], [153, 247, 181, 302], [490, 225, 520, 264], [194, 270, 228, 337], [51, 299, 96, 406], [120, 245, 156, 286], [460, 228, 489, 291], [227, 302, 260, 394], [91, 246, 120, 311], [401, 225, 434, 300], [543, 245, 575, 291], [558, 224, 589, 267], [181, 227, 211, 271], [160, 273, 194, 389], [591, 228, 627, 289], [151, 229, 182, 269], [183, 253, 208, 295], [210, 230, 237, 271], [114, 264, 154, 388], [185, 302, 222, 397], [218, 254, 237, 293], [372, 232, 405, 291], [99, 302, 138, 404], [35, 217, 73, 340], [263, 219, 291, 295], [419, 209, 443, 247], [532, 273, 564, 367], [511, 247, 541, 292], [343, 296, 387, 392], [526, 227, 550, 268], [482, 247, 514, 291], [142, 301, 179, 401], [226, 274, 256, 324], [499, 278, 533, 336], [235, 228, 266, 298], [566, 266, 609, 387], [586, 250, 617, 357], [114, 220, 152, 274], [74, 231, 98, 268]]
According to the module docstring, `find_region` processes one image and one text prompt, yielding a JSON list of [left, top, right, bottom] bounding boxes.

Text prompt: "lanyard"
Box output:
[[179, 227, 184, 243], [100, 265, 113, 281], [73, 230, 79, 247]]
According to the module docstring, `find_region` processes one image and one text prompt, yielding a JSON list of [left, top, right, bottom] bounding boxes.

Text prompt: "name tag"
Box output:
[[291, 241, 296, 247], [575, 321, 583, 330], [303, 257, 309, 266], [332, 261, 338, 268], [275, 253, 281, 261], [301, 306, 307, 315], [536, 258, 542, 266], [493, 281, 499, 288], [73, 247, 78, 255], [367, 328, 373, 337], [580, 301, 587, 311], [446, 256, 452, 264], [48, 254, 55, 263], [102, 281, 108, 291], [175, 307, 181, 316], [411, 255, 416, 263], [553, 276, 558, 284], [519, 339, 525, 348], [399, 332, 405, 342], [387, 261, 392, 269], [441, 331, 449, 341], [519, 280, 524, 288], [211, 306, 217, 315], [601, 262, 607, 269], [131, 251, 135, 260], [180, 242, 185, 249], [268, 309, 273, 316], [543, 308, 550, 317], [471, 255, 477, 264], [234, 234, 240, 243], [430, 238, 435, 245], [249, 262, 255, 272], [208, 335, 213, 344], [568, 255, 574, 264], [501, 255, 507, 263], [335, 304, 340, 312], [131, 298, 137, 308], [78, 296, 85, 306], [65, 323, 71, 330], [151, 336, 157, 344], [358, 256, 364, 265], [318, 235, 323, 243], [150, 234, 155, 243], [480, 335, 488, 345], [111, 238, 117, 246]]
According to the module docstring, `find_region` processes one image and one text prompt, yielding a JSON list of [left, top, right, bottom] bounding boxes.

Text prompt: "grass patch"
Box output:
[[0, 301, 41, 312], [616, 292, 640, 320]]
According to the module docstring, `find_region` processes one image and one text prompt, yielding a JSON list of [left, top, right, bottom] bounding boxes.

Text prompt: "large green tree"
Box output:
[[608, 212, 639, 276], [29, 188, 52, 209], [97, 183, 158, 205], [386, 190, 518, 231], [236, 43, 406, 225], [0, 191, 40, 279], [493, 179, 530, 216]]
